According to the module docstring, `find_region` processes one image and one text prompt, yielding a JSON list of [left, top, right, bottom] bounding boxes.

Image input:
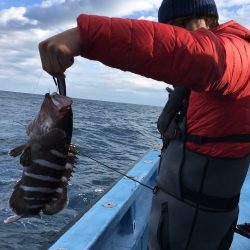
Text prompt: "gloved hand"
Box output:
[[38, 27, 81, 77]]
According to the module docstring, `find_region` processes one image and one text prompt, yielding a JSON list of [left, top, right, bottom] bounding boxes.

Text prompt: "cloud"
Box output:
[[0, 7, 38, 30], [41, 0, 66, 8], [235, 5, 250, 28], [216, 0, 250, 27], [0, 0, 166, 106], [0, 0, 161, 31], [139, 15, 158, 21], [216, 0, 250, 8], [0, 0, 250, 106]]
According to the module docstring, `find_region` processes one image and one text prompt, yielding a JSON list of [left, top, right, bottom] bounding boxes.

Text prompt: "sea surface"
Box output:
[[0, 90, 162, 250]]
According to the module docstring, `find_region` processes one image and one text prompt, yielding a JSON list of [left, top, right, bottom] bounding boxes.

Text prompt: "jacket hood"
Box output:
[[213, 20, 250, 42]]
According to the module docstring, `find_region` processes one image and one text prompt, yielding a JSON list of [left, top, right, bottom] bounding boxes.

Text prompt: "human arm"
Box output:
[[39, 14, 250, 96], [76, 14, 225, 92]]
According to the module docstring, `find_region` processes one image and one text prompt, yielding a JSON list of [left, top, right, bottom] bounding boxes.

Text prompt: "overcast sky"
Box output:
[[0, 0, 250, 106]]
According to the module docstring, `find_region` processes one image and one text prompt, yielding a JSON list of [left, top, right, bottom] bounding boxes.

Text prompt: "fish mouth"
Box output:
[[26, 93, 72, 136], [44, 92, 72, 112]]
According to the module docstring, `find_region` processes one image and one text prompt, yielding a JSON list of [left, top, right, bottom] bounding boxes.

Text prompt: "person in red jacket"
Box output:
[[39, 0, 250, 249]]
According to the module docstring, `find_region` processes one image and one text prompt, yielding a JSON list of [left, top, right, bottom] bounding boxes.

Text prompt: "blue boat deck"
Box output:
[[48, 149, 250, 250]]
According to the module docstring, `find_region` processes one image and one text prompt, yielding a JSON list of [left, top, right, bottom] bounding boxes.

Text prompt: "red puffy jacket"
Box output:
[[77, 14, 250, 158]]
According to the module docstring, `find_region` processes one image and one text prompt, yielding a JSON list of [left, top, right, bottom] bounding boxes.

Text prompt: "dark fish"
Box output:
[[5, 93, 77, 223]]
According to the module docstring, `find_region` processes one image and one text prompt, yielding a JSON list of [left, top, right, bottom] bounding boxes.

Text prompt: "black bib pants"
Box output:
[[148, 140, 249, 250]]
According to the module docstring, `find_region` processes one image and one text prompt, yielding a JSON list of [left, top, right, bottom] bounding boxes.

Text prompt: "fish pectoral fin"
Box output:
[[20, 146, 32, 167], [42, 188, 68, 215], [40, 128, 66, 148], [8, 144, 27, 157]]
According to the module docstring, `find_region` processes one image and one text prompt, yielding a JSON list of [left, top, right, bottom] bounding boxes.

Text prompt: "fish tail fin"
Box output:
[[4, 215, 23, 224]]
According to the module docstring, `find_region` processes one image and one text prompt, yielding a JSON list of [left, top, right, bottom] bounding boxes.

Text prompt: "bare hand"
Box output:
[[38, 27, 81, 77]]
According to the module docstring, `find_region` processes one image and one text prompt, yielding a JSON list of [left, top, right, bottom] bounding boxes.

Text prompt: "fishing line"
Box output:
[[53, 77, 59, 93], [31, 69, 159, 192], [81, 152, 155, 192], [152, 134, 161, 140], [13, 121, 26, 127], [32, 70, 44, 94]]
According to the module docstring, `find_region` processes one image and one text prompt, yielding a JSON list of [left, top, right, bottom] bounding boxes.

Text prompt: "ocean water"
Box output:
[[0, 90, 162, 250]]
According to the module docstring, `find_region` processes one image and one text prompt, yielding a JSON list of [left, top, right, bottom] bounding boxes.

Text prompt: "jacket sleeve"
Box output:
[[76, 14, 244, 95]]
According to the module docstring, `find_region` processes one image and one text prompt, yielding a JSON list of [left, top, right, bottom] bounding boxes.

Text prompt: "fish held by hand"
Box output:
[[5, 93, 77, 223]]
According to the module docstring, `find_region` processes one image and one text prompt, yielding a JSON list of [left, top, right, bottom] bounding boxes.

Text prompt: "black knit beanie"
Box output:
[[158, 0, 218, 23]]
